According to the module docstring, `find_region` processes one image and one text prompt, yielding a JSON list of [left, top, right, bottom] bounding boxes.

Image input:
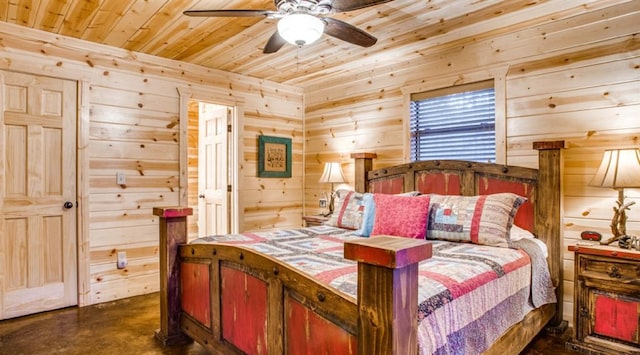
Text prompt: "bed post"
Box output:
[[153, 206, 193, 346], [350, 152, 377, 192], [344, 236, 432, 355], [533, 141, 566, 329]]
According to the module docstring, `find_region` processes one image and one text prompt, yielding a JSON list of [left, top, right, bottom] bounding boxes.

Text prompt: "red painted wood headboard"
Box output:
[[365, 160, 538, 232]]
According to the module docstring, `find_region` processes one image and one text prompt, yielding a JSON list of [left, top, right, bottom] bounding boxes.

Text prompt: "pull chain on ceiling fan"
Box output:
[[183, 0, 393, 53]]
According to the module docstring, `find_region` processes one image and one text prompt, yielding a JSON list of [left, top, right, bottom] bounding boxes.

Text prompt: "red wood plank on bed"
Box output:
[[221, 266, 268, 355], [181, 262, 211, 328], [286, 296, 356, 354], [416, 172, 461, 195], [479, 178, 535, 232], [369, 176, 403, 194]]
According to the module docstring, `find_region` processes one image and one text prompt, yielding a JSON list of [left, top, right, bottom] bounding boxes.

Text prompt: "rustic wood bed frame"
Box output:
[[154, 141, 565, 354]]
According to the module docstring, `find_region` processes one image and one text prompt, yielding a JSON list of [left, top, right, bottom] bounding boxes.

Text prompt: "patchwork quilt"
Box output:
[[193, 225, 556, 354]]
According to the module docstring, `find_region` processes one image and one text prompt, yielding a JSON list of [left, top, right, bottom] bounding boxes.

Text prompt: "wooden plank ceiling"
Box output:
[[0, 0, 570, 88]]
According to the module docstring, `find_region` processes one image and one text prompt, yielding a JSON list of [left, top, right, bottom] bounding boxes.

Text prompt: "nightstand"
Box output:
[[303, 215, 330, 227], [567, 243, 640, 354]]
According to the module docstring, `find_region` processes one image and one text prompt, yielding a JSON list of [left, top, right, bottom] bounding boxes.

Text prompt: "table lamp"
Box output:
[[590, 148, 640, 245], [319, 162, 346, 216]]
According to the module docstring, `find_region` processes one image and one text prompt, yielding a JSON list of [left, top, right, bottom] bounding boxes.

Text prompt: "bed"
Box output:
[[153, 140, 566, 354]]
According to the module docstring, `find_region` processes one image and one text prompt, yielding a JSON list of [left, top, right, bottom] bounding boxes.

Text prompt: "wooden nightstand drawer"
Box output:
[[579, 254, 640, 285]]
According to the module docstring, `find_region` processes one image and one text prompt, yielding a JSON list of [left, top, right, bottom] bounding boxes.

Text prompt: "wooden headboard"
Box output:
[[365, 159, 537, 232], [350, 140, 565, 326]]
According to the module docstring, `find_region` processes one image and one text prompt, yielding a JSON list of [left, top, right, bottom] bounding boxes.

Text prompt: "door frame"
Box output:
[[77, 80, 90, 306], [178, 87, 242, 235]]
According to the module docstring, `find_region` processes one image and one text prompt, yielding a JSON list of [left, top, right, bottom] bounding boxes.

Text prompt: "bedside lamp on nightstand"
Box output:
[[590, 148, 640, 245], [319, 162, 346, 216]]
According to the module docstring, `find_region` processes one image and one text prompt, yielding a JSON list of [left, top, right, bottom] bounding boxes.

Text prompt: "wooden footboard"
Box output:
[[177, 242, 360, 354], [153, 207, 432, 354]]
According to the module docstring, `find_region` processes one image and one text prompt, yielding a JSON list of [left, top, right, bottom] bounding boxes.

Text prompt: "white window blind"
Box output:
[[409, 80, 495, 162]]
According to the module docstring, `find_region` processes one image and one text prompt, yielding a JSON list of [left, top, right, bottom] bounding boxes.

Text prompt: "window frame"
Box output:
[[409, 80, 496, 163], [401, 68, 507, 164]]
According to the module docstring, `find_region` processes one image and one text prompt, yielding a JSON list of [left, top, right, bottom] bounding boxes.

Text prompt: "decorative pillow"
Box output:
[[510, 225, 535, 241], [354, 193, 375, 236], [371, 194, 431, 239], [326, 190, 366, 230], [355, 191, 422, 237], [426, 193, 526, 247]]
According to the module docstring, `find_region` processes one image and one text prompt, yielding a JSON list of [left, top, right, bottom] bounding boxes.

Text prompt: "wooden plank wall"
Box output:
[[0, 21, 303, 305], [304, 0, 640, 326]]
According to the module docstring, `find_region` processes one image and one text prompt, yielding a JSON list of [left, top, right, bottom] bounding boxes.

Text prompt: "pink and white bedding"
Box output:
[[193, 225, 556, 354]]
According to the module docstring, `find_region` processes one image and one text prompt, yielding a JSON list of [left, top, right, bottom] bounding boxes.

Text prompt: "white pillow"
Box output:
[[511, 225, 548, 258], [510, 225, 535, 241]]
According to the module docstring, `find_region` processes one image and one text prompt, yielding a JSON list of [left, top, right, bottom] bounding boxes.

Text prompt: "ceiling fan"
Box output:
[[184, 0, 393, 53]]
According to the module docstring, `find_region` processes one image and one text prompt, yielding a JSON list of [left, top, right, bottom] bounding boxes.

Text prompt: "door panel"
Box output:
[[198, 103, 229, 237], [0, 71, 77, 319]]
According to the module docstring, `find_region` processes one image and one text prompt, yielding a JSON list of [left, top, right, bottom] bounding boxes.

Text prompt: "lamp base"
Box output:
[[604, 188, 636, 246], [600, 235, 620, 245], [319, 191, 332, 217]]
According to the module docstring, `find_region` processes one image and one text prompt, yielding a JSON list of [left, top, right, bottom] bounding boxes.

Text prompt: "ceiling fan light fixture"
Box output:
[[277, 13, 325, 46]]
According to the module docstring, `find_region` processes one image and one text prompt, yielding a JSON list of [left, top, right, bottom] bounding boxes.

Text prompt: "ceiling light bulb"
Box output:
[[277, 13, 325, 46]]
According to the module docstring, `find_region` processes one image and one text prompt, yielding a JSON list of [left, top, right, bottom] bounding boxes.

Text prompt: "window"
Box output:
[[409, 80, 495, 162]]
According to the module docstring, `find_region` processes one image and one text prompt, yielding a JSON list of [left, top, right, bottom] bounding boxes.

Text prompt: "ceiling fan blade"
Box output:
[[331, 0, 394, 12], [263, 31, 287, 54], [183, 9, 279, 18], [323, 17, 377, 47]]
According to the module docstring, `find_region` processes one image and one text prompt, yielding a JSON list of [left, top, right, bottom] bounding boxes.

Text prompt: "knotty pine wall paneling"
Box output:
[[0, 21, 303, 306], [304, 0, 640, 326], [187, 101, 199, 241]]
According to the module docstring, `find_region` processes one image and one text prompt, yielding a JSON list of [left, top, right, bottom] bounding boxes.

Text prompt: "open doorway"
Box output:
[[186, 100, 236, 240]]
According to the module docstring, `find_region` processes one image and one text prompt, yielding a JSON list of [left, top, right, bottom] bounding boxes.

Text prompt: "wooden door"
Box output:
[[198, 103, 229, 237], [0, 71, 77, 319]]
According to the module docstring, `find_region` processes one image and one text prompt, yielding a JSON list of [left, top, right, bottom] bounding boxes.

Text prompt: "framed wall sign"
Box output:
[[258, 135, 292, 178]]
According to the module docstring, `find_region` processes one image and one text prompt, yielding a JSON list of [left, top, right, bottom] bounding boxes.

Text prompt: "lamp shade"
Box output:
[[590, 148, 640, 188], [277, 13, 325, 46], [319, 162, 346, 184]]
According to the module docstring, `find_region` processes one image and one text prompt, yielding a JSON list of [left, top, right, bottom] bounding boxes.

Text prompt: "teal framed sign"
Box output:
[[258, 135, 292, 178]]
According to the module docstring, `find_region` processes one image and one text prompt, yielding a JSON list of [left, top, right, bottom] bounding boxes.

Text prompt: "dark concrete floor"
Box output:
[[0, 292, 579, 354], [0, 293, 207, 355]]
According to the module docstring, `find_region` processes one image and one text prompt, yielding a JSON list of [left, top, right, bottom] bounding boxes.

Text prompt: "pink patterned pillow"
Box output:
[[371, 194, 431, 239]]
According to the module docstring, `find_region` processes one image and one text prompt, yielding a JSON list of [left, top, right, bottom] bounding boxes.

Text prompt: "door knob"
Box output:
[[63, 201, 74, 209], [199, 194, 205, 199]]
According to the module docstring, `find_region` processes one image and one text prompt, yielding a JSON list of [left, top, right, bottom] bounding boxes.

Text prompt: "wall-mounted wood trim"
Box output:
[[77, 80, 91, 307], [179, 87, 244, 235], [177, 87, 191, 206]]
